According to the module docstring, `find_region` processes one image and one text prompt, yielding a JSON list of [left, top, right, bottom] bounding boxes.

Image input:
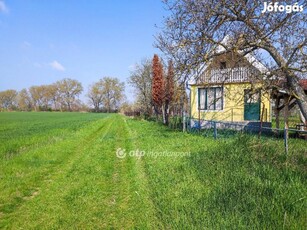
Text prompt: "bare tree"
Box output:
[[46, 84, 61, 111], [99, 77, 125, 113], [40, 85, 51, 110], [2, 79, 85, 112], [0, 90, 17, 111], [87, 80, 105, 112], [128, 58, 152, 118], [156, 0, 307, 120], [56, 78, 83, 111], [29, 85, 52, 111], [17, 89, 32, 111], [29, 85, 45, 111]]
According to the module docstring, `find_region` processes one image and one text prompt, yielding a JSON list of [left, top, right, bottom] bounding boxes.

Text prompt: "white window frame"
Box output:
[[198, 86, 224, 111]]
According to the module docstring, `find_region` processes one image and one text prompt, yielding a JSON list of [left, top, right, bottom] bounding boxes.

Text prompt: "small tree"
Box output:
[[128, 58, 152, 118]]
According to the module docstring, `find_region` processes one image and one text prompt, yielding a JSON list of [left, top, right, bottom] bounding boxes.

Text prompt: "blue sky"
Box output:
[[0, 0, 166, 102]]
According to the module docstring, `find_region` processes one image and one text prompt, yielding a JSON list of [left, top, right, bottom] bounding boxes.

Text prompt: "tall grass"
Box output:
[[128, 118, 306, 229]]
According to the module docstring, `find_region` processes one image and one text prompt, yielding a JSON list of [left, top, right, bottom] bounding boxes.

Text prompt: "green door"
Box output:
[[244, 90, 260, 121]]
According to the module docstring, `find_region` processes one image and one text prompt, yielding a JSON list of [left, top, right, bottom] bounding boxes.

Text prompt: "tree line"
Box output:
[[0, 77, 125, 112], [2, 53, 186, 127]]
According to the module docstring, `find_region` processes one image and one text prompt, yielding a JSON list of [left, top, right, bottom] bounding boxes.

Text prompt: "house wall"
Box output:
[[190, 83, 271, 122]]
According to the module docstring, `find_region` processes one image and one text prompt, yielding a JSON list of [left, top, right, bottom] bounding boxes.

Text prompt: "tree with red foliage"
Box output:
[[152, 54, 164, 118], [164, 59, 174, 125]]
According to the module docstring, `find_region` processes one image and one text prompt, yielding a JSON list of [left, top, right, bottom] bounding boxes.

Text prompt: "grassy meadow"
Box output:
[[0, 112, 306, 229]]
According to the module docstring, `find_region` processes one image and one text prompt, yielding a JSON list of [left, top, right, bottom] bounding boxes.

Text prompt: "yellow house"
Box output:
[[189, 51, 272, 127]]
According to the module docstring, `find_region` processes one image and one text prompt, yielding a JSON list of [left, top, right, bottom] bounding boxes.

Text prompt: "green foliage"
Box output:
[[0, 112, 306, 229]]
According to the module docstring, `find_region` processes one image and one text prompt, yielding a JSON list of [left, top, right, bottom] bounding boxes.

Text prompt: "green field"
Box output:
[[0, 112, 306, 229]]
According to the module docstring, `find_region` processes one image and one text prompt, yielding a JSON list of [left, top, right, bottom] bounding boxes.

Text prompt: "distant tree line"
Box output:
[[0, 77, 125, 112]]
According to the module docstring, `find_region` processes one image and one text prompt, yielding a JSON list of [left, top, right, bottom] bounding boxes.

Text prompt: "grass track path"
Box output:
[[0, 114, 159, 229]]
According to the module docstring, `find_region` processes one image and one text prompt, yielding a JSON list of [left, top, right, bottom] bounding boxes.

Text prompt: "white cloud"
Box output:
[[0, 1, 9, 13], [49, 60, 65, 72]]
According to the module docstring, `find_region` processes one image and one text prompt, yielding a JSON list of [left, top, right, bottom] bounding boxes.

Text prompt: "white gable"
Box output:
[[188, 36, 268, 85]]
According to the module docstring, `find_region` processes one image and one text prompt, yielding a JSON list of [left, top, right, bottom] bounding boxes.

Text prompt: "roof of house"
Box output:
[[188, 37, 306, 89], [188, 36, 268, 85], [220, 36, 269, 72]]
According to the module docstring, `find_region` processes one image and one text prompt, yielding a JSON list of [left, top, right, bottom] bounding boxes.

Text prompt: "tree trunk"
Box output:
[[287, 74, 307, 122], [261, 43, 307, 122], [284, 95, 290, 145], [95, 102, 99, 112], [183, 110, 186, 132], [275, 97, 280, 130], [299, 111, 306, 124], [164, 101, 169, 126], [162, 104, 166, 124], [153, 104, 159, 121]]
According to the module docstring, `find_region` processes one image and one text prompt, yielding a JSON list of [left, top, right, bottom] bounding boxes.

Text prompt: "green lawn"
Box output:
[[0, 112, 306, 229], [271, 115, 302, 129]]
